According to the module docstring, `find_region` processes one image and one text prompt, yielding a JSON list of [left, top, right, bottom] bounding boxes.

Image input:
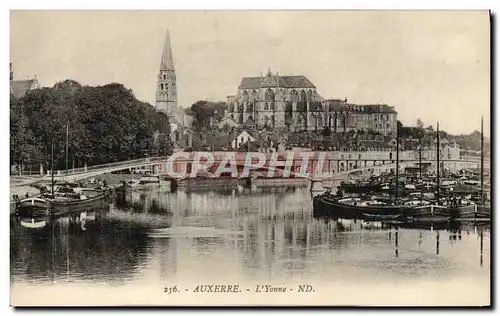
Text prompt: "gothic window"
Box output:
[[242, 91, 249, 102], [300, 90, 307, 102], [317, 115, 323, 128], [160, 83, 163, 90], [263, 115, 269, 128], [270, 102, 275, 111], [252, 90, 258, 102], [290, 90, 298, 102], [265, 88, 275, 102], [270, 115, 275, 127], [307, 90, 313, 101], [163, 74, 167, 80], [264, 103, 268, 110]]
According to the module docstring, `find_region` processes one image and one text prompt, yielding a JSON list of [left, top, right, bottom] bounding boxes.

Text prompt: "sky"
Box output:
[[10, 10, 490, 135]]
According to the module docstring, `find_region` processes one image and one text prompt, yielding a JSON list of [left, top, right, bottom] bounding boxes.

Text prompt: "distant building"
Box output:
[[420, 139, 460, 161], [218, 115, 240, 130], [226, 68, 398, 136], [10, 63, 40, 99], [183, 108, 195, 128], [230, 130, 256, 149]]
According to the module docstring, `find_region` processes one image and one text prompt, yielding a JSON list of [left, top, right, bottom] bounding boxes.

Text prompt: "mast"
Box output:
[[480, 116, 484, 205], [395, 123, 400, 204], [419, 136, 422, 180], [65, 124, 69, 177], [51, 135, 55, 197], [419, 135, 423, 204], [436, 121, 440, 205]]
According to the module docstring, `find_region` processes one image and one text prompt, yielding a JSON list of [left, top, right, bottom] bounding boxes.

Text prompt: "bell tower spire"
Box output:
[[160, 29, 175, 71], [156, 28, 177, 116]]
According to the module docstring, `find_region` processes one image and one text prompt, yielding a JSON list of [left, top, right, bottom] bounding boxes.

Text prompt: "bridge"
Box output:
[[11, 152, 489, 187]]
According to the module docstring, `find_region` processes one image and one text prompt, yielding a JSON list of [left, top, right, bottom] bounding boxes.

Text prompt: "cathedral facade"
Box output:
[[226, 69, 398, 136]]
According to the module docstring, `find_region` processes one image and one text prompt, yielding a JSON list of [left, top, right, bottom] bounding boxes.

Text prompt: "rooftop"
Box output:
[[10, 79, 39, 99], [239, 75, 316, 90]]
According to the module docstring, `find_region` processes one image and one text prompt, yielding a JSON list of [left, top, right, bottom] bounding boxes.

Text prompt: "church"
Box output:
[[155, 30, 398, 142], [224, 69, 398, 136], [10, 63, 40, 99]]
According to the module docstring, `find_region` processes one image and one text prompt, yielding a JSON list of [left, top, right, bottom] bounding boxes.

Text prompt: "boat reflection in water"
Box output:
[[10, 186, 490, 303], [10, 204, 154, 285]]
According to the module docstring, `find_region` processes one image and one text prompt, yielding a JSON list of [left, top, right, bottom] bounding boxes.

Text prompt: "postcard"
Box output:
[[9, 10, 490, 307]]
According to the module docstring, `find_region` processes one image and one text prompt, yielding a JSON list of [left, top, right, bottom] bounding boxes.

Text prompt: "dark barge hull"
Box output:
[[15, 206, 52, 218], [313, 195, 415, 220], [313, 195, 490, 222], [171, 177, 247, 190], [14, 197, 52, 218], [15, 192, 110, 218], [51, 193, 109, 215]]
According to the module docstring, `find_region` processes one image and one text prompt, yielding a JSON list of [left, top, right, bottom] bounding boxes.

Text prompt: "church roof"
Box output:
[[10, 79, 38, 99], [239, 75, 315, 89], [160, 29, 175, 71]]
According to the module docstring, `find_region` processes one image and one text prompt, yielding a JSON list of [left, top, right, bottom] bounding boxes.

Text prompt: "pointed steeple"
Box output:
[[156, 28, 178, 118], [160, 29, 175, 71]]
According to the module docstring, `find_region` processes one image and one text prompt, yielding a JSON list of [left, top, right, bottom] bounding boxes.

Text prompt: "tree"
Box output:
[[11, 80, 173, 171], [10, 94, 37, 172], [189, 100, 227, 132]]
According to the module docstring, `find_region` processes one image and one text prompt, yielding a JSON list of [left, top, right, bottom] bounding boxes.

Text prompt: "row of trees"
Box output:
[[10, 80, 173, 173], [399, 119, 488, 152]]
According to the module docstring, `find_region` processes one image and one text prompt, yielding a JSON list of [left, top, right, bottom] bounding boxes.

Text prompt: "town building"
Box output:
[[230, 130, 255, 149], [225, 68, 398, 136], [10, 63, 40, 99]]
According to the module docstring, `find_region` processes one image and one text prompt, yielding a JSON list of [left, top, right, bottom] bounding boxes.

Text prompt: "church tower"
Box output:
[[156, 29, 177, 115]]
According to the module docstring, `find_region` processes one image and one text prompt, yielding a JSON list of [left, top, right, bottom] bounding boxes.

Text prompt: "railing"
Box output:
[[48, 156, 170, 177], [43, 155, 487, 179]]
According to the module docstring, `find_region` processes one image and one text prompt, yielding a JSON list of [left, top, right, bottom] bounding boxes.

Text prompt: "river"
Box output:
[[10, 185, 490, 306]]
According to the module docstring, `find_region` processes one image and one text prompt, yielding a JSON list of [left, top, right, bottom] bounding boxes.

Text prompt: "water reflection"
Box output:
[[11, 206, 152, 285], [11, 186, 490, 288]]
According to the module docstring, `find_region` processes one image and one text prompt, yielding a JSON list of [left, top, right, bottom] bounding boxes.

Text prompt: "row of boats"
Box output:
[[313, 189, 490, 223], [14, 173, 163, 216], [313, 119, 490, 223]]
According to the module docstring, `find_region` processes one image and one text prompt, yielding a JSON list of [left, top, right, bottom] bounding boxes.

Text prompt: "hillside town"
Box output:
[[10, 29, 489, 176]]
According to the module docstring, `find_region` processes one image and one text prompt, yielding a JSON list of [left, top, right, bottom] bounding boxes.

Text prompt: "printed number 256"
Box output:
[[164, 286, 178, 294]]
